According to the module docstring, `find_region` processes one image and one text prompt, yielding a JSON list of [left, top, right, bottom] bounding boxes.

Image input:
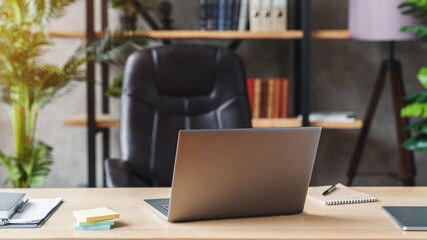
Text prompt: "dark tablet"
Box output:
[[382, 206, 427, 231]]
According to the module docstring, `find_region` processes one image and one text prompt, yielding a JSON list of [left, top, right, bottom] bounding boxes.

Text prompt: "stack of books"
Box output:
[[198, 0, 249, 31], [0, 192, 26, 224], [249, 0, 287, 31], [73, 207, 119, 230], [247, 78, 289, 119]]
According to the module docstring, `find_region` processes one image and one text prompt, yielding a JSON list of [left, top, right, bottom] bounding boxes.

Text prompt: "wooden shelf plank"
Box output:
[[311, 30, 350, 39], [252, 118, 363, 129], [64, 115, 362, 129], [63, 114, 120, 128], [149, 30, 304, 39], [49, 30, 349, 40]]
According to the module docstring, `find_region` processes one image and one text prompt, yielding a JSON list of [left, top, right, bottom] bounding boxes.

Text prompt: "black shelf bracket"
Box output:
[[86, 0, 96, 188], [301, 0, 312, 127]]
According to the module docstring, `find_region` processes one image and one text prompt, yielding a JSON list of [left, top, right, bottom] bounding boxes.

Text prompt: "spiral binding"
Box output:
[[326, 197, 377, 205]]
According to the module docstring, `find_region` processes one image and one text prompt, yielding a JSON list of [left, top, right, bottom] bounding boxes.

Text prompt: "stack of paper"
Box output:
[[0, 197, 63, 228], [73, 207, 119, 230]]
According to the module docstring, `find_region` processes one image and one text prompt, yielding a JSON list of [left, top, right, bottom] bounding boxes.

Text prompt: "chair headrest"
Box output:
[[152, 45, 217, 96]]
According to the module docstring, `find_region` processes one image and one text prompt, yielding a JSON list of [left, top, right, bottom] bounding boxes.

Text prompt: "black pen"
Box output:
[[322, 184, 337, 196]]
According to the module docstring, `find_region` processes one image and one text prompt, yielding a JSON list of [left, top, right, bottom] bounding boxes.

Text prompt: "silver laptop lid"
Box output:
[[167, 127, 321, 222]]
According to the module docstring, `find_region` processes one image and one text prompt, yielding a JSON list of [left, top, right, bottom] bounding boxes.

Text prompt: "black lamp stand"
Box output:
[[347, 41, 416, 186]]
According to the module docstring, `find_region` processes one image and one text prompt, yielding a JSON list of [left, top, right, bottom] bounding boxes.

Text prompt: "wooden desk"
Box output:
[[1, 187, 427, 240]]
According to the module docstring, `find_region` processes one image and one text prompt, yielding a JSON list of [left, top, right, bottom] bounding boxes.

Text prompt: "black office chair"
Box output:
[[105, 44, 252, 187]]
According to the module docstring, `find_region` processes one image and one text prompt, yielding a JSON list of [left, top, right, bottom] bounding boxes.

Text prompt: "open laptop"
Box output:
[[144, 127, 321, 222]]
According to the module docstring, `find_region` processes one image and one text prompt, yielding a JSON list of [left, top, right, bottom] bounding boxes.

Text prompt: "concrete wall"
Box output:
[[0, 0, 426, 187]]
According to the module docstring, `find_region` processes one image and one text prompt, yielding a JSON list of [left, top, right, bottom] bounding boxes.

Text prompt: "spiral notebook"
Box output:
[[308, 183, 377, 205]]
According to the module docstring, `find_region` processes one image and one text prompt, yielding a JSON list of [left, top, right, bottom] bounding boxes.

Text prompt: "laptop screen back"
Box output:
[[167, 127, 321, 222]]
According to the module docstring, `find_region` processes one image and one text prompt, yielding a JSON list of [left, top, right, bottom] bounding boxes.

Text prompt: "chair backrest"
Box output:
[[120, 44, 252, 187]]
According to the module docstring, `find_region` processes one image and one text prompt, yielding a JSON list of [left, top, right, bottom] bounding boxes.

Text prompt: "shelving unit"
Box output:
[[63, 0, 359, 187], [56, 29, 359, 130]]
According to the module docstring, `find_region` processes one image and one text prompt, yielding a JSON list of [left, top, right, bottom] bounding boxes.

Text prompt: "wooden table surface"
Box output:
[[1, 187, 427, 240]]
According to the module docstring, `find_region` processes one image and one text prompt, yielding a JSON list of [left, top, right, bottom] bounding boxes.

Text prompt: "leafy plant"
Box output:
[[110, 0, 150, 18], [0, 0, 86, 187], [105, 75, 123, 98], [400, 0, 427, 151], [0, 0, 152, 187]]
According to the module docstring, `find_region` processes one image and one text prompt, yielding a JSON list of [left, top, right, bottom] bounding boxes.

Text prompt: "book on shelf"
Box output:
[[250, 0, 287, 32], [238, 0, 249, 31], [261, 0, 272, 32], [252, 78, 262, 118], [199, 0, 249, 31], [280, 79, 289, 118], [199, 0, 207, 30], [273, 0, 287, 31], [260, 79, 268, 118], [297, 112, 356, 123], [247, 78, 289, 119], [246, 79, 254, 111], [266, 79, 275, 118], [232, 0, 241, 29], [249, 0, 261, 31], [273, 79, 281, 118]]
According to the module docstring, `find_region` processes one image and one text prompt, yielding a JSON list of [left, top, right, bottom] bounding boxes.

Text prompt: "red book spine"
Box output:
[[280, 79, 289, 118], [273, 79, 281, 118], [246, 79, 254, 116], [260, 79, 269, 118]]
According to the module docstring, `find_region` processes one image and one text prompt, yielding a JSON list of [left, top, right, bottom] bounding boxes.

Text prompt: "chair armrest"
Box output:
[[105, 159, 153, 187], [105, 159, 130, 187]]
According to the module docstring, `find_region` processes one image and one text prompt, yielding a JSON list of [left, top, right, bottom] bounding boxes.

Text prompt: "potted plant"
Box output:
[[110, 0, 150, 30], [400, 0, 427, 151], [0, 0, 152, 188]]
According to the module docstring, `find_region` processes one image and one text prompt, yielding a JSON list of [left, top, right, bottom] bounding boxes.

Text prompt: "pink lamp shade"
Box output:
[[349, 0, 420, 41]]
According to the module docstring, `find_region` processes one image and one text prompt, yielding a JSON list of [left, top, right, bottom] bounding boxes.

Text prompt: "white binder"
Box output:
[[249, 0, 261, 31], [261, 0, 272, 32], [273, 0, 287, 31]]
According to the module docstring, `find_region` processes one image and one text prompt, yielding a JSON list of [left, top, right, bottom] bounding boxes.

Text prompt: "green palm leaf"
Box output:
[[31, 0, 78, 28], [89, 29, 152, 65]]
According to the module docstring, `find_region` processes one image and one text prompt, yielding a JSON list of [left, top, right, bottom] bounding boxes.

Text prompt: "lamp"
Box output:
[[347, 0, 419, 186]]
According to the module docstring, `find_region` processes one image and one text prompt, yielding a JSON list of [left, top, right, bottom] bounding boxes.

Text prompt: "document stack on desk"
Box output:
[[0, 193, 62, 228], [73, 207, 119, 230]]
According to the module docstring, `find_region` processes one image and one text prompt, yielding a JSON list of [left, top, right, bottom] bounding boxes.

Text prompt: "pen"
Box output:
[[322, 184, 337, 196], [17, 199, 29, 213]]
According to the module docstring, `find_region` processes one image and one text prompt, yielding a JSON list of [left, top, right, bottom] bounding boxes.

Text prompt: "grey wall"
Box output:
[[0, 0, 426, 187]]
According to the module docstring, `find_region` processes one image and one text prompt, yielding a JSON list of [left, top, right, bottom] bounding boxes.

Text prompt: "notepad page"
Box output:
[[307, 183, 377, 205], [8, 198, 62, 224], [73, 207, 119, 222]]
